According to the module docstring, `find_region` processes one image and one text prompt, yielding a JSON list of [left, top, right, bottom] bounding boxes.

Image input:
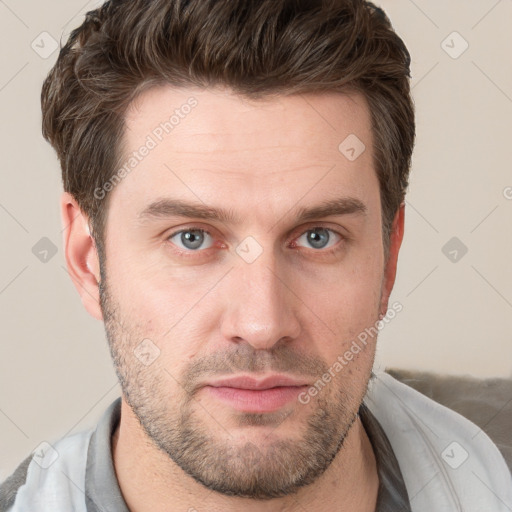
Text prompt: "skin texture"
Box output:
[[61, 85, 405, 512]]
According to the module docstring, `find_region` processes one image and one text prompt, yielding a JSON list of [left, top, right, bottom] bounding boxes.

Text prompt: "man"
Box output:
[[1, 0, 511, 511]]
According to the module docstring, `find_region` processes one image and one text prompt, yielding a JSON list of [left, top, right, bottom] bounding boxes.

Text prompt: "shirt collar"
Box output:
[[85, 397, 129, 512], [359, 402, 412, 511]]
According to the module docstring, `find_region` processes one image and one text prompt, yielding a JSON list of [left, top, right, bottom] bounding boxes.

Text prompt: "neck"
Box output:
[[112, 397, 379, 512]]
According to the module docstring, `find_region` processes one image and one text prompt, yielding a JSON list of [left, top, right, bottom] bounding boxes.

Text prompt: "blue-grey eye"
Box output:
[[296, 228, 340, 250], [169, 229, 214, 251]]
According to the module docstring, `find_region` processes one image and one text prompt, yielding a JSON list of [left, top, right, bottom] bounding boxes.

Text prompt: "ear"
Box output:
[[379, 203, 405, 317], [60, 191, 103, 321]]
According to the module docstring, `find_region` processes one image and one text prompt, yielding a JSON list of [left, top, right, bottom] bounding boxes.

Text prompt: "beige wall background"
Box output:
[[1, 0, 511, 481]]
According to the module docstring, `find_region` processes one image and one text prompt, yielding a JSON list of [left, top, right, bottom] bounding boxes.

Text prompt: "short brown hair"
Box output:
[[42, 0, 414, 262]]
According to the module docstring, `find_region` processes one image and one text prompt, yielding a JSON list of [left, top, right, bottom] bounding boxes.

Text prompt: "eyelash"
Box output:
[[165, 225, 346, 258]]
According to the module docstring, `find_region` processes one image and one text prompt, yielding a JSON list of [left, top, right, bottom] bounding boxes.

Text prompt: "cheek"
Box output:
[[107, 263, 218, 363], [107, 245, 208, 317], [300, 255, 383, 365], [308, 246, 383, 312]]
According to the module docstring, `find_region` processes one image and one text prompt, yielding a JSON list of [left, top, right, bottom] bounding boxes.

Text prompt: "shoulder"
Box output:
[[365, 371, 512, 512], [0, 428, 94, 512], [0, 453, 32, 511]]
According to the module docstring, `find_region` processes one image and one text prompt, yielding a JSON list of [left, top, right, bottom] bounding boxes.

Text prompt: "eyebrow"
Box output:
[[137, 196, 367, 225]]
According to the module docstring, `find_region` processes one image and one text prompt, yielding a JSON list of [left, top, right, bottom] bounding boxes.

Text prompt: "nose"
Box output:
[[219, 248, 302, 351]]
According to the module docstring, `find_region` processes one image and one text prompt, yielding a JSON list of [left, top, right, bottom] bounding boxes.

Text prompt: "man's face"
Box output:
[[99, 86, 387, 498]]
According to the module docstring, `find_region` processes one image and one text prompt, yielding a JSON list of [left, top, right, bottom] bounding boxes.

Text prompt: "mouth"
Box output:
[[201, 374, 310, 413]]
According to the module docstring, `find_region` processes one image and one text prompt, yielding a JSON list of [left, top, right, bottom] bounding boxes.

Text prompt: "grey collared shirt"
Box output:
[[84, 397, 411, 511]]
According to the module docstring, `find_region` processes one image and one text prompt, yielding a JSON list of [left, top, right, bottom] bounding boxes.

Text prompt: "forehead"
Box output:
[[113, 85, 377, 222], [123, 85, 371, 155]]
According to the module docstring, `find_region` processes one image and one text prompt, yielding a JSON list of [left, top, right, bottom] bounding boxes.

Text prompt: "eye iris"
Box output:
[[308, 228, 329, 249], [181, 230, 204, 250]]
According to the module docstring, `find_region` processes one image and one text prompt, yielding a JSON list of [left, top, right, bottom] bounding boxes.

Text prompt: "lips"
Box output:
[[202, 374, 310, 413], [204, 374, 309, 390]]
